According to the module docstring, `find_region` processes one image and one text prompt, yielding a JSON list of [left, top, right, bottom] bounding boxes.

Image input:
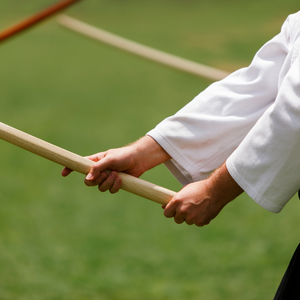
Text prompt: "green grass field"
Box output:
[[0, 0, 300, 299]]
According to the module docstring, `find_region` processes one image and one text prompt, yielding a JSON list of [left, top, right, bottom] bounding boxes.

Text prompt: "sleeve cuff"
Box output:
[[226, 157, 284, 213]]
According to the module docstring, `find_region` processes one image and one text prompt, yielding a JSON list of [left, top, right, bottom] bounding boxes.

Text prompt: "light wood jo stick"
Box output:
[[0, 122, 176, 205], [57, 15, 230, 81]]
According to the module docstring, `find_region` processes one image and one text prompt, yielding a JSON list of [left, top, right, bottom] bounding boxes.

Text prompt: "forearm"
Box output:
[[207, 162, 244, 209]]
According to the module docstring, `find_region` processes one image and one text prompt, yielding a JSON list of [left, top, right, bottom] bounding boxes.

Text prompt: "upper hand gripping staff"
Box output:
[[0, 122, 176, 205]]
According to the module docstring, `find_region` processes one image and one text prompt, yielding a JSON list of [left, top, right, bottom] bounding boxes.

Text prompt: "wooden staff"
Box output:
[[0, 0, 81, 43], [57, 15, 230, 81], [0, 122, 176, 205]]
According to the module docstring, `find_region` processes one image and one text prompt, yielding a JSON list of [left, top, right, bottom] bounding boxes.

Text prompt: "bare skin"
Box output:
[[62, 135, 171, 191], [62, 135, 243, 226], [163, 162, 243, 226]]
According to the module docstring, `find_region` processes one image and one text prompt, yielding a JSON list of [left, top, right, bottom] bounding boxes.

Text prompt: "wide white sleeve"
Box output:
[[147, 21, 289, 185], [226, 54, 300, 213]]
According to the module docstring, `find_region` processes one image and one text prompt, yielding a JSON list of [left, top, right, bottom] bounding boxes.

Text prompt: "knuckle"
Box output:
[[103, 175, 114, 186], [195, 219, 210, 227], [195, 222, 204, 227], [164, 209, 175, 218], [116, 177, 122, 185], [90, 163, 101, 172], [172, 197, 183, 205], [106, 156, 117, 169], [109, 171, 119, 179], [109, 179, 122, 194], [164, 211, 172, 218], [185, 216, 195, 225], [174, 217, 184, 224], [98, 185, 107, 192], [180, 206, 190, 215], [185, 221, 194, 226]]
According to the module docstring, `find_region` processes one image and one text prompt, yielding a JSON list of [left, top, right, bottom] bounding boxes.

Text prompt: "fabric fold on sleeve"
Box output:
[[147, 19, 289, 184], [227, 54, 300, 213]]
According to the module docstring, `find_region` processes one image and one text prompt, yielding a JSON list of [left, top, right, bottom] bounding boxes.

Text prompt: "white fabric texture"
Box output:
[[147, 11, 300, 213]]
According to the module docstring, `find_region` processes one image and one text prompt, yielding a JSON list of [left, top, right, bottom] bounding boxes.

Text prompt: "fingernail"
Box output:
[[86, 173, 93, 180]]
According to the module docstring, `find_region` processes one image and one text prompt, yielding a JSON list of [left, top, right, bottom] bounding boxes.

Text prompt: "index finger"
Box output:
[[163, 199, 178, 218], [61, 167, 73, 177]]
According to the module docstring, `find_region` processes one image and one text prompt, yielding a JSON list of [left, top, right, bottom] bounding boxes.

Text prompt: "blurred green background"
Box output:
[[0, 0, 299, 299]]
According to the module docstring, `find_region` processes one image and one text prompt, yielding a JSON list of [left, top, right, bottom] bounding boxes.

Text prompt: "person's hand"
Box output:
[[163, 162, 243, 226], [62, 146, 146, 193], [62, 135, 171, 194], [62, 145, 147, 194]]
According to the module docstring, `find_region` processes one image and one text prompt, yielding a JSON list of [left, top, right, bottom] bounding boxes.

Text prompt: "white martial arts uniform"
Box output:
[[147, 11, 300, 213]]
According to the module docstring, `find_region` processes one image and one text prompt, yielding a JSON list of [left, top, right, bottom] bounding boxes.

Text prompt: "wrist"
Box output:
[[207, 162, 243, 207], [131, 135, 171, 172]]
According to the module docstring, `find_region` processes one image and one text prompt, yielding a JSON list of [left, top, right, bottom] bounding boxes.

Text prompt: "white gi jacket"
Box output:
[[147, 11, 300, 213]]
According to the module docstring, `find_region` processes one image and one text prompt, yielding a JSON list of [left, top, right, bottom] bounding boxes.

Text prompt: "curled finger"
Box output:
[[85, 171, 107, 187], [61, 167, 73, 177], [163, 201, 177, 219], [109, 176, 122, 194], [174, 213, 185, 224], [184, 216, 195, 226], [98, 171, 119, 192]]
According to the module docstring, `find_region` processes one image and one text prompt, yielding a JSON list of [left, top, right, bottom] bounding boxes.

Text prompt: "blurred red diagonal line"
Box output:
[[0, 0, 82, 43]]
